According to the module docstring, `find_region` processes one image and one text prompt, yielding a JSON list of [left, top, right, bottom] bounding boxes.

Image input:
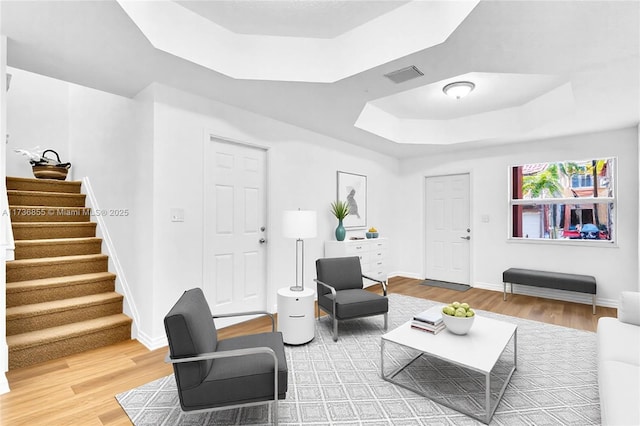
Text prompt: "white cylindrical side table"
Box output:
[[277, 287, 315, 345]]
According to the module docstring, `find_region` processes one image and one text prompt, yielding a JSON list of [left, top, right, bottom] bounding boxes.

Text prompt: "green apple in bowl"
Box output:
[[441, 302, 476, 335]]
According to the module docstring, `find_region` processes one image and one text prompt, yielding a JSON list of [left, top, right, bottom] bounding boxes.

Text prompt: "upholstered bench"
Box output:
[[502, 268, 597, 314]]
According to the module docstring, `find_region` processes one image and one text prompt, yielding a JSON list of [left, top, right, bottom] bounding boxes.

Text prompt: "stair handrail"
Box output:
[[81, 177, 140, 338]]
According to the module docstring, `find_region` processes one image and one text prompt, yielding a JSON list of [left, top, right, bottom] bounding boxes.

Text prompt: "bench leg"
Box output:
[[592, 295, 596, 315], [503, 282, 514, 300]]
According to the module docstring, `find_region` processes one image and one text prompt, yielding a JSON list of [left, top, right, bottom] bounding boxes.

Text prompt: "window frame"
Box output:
[[507, 158, 617, 246]]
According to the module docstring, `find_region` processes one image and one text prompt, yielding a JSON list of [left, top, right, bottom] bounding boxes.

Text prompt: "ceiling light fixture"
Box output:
[[443, 81, 475, 99]]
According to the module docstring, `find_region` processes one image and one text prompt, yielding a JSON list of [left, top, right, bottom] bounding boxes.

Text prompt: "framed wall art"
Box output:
[[336, 171, 367, 229]]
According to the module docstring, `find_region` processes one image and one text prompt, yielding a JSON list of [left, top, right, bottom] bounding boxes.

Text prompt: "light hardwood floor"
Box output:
[[0, 277, 616, 425]]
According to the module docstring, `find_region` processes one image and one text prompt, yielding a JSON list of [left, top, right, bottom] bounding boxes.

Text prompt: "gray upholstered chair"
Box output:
[[315, 256, 388, 341], [163, 288, 288, 424]]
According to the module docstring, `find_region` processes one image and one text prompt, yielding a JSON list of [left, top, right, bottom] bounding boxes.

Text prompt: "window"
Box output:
[[510, 158, 615, 243], [571, 174, 593, 188]]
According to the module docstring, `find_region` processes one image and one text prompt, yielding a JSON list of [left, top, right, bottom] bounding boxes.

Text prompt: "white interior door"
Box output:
[[425, 174, 471, 284], [204, 139, 267, 314]]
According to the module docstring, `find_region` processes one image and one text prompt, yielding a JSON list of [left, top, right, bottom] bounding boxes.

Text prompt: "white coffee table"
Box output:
[[381, 315, 517, 424]]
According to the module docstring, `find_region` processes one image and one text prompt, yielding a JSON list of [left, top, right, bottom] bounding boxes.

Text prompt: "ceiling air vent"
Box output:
[[383, 65, 424, 84]]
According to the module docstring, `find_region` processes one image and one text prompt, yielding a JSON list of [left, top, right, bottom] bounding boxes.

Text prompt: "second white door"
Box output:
[[425, 173, 471, 284], [203, 139, 268, 314]]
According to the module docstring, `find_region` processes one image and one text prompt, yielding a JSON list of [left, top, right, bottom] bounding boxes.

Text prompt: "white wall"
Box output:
[[6, 68, 70, 177], [4, 72, 401, 348], [5, 68, 157, 342], [147, 84, 400, 345], [5, 66, 637, 351], [397, 127, 639, 306], [66, 83, 154, 338]]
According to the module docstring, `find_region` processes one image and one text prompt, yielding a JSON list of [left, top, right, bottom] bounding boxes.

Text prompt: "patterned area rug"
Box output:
[[115, 294, 600, 425]]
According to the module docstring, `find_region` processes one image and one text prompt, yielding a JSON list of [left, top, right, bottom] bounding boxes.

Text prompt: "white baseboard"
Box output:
[[136, 315, 266, 352], [0, 340, 8, 394], [388, 271, 422, 280], [137, 331, 168, 352], [388, 272, 618, 309], [0, 374, 8, 395], [474, 281, 618, 309]]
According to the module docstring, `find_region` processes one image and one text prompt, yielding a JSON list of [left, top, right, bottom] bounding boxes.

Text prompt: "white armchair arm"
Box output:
[[618, 291, 640, 326]]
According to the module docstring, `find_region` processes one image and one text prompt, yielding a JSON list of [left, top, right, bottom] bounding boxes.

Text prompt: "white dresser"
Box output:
[[325, 238, 388, 285]]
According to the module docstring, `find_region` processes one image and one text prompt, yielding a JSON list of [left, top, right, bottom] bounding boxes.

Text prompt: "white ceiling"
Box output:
[[175, 0, 409, 39], [372, 72, 567, 120], [1, 1, 638, 159]]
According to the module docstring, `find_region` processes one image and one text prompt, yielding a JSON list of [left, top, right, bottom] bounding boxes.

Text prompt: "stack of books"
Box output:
[[411, 306, 445, 334]]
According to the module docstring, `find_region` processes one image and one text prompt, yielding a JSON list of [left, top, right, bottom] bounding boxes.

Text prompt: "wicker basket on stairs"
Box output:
[[30, 150, 71, 180]]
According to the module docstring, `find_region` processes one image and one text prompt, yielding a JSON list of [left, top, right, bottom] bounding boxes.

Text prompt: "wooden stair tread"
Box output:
[[9, 205, 90, 211], [7, 189, 86, 202], [14, 237, 102, 246], [7, 292, 123, 318], [12, 222, 96, 228], [9, 205, 92, 223], [7, 253, 108, 268], [11, 222, 97, 240], [6, 272, 116, 292], [6, 176, 82, 184], [6, 176, 131, 369], [6, 176, 82, 193], [13, 237, 103, 260], [7, 189, 84, 196], [6, 254, 108, 283], [7, 314, 132, 350]]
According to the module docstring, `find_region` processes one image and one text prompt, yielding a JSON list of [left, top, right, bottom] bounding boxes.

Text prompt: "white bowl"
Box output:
[[442, 314, 475, 335]]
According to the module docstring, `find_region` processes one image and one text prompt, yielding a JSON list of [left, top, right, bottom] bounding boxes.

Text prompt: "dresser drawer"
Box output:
[[325, 238, 389, 285], [370, 240, 387, 251], [363, 268, 386, 283], [369, 249, 387, 262], [344, 242, 368, 255]]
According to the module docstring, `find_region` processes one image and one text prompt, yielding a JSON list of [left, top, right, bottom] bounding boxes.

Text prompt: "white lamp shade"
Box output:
[[283, 210, 317, 239]]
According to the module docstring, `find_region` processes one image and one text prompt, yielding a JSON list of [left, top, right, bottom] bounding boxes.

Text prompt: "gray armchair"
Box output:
[[315, 256, 388, 341], [164, 288, 288, 424]]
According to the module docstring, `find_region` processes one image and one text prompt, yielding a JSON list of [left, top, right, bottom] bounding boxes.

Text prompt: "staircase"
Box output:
[[5, 177, 132, 369]]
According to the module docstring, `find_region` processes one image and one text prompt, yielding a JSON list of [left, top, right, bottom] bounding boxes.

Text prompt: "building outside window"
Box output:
[[510, 159, 615, 242]]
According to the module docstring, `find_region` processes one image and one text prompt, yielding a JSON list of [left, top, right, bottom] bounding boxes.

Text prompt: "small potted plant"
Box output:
[[330, 200, 349, 241]]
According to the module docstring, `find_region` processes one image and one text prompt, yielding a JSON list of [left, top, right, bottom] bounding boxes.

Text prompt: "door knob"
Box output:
[[460, 236, 470, 240], [259, 238, 267, 244]]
